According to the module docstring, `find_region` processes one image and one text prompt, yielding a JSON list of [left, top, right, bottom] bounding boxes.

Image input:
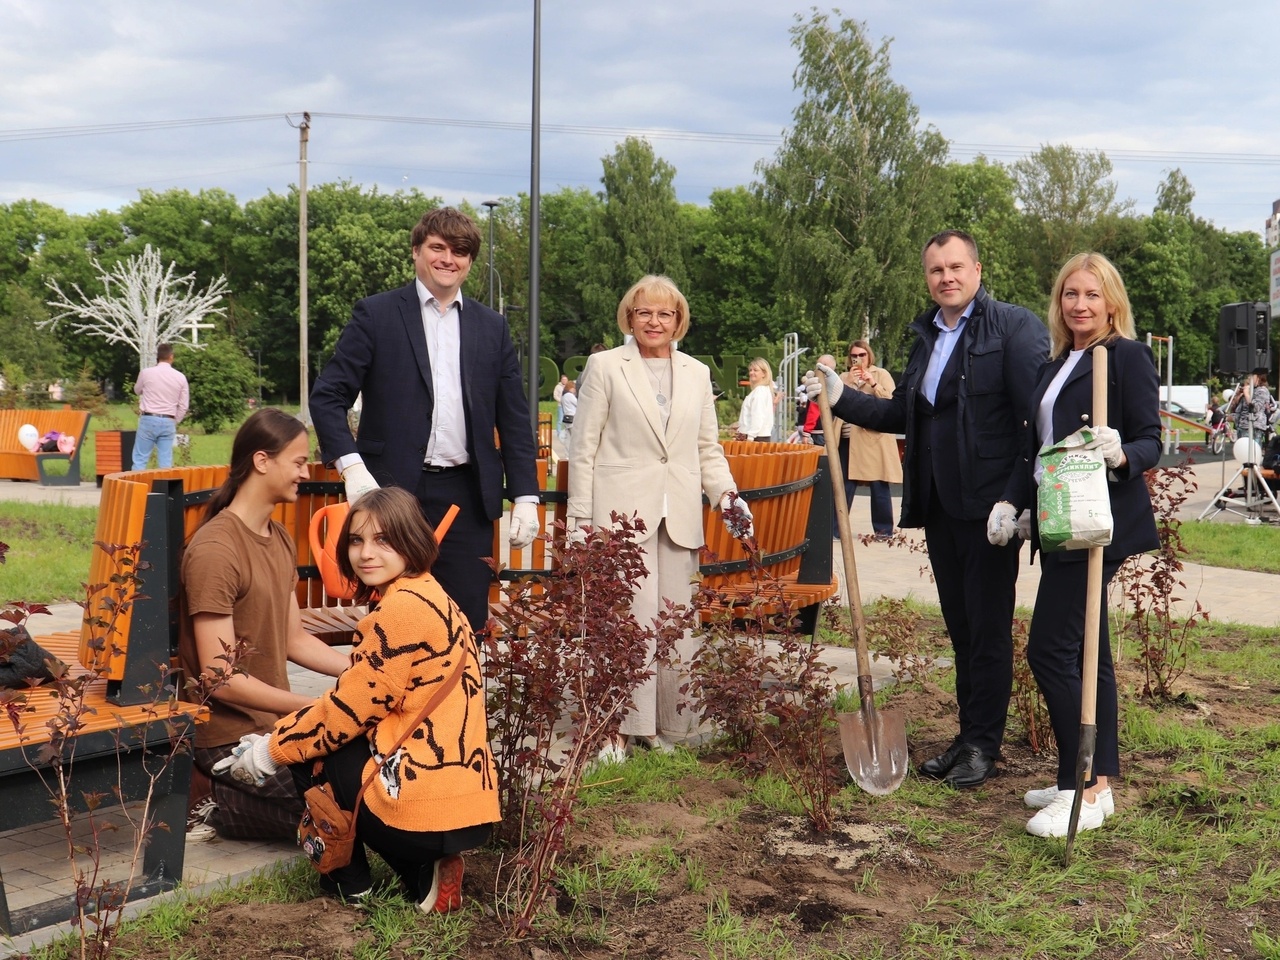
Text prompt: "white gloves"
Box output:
[[1087, 425, 1124, 469], [1016, 509, 1031, 541], [509, 501, 541, 548], [801, 363, 843, 406], [986, 502, 1019, 546], [564, 516, 589, 545], [210, 733, 278, 787], [719, 491, 755, 539], [340, 462, 379, 505]]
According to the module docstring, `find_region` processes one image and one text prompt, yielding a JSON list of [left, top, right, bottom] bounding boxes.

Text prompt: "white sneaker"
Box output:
[[635, 734, 676, 755], [1026, 790, 1106, 837], [596, 737, 628, 765], [1024, 785, 1114, 817], [186, 797, 218, 842]]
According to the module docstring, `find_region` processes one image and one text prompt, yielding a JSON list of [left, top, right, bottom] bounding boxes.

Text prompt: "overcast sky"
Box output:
[[2, 0, 1278, 237]]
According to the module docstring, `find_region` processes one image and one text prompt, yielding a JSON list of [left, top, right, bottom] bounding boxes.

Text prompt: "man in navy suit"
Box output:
[[804, 230, 1049, 788], [310, 206, 540, 633]]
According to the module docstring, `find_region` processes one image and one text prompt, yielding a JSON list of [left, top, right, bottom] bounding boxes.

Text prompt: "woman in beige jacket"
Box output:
[[836, 339, 902, 539], [567, 275, 752, 759]]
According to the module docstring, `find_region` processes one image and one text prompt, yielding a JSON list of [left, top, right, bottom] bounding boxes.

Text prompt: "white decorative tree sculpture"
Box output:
[[42, 244, 229, 375]]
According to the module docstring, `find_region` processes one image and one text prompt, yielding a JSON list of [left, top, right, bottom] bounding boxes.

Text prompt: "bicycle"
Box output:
[[1208, 417, 1235, 455]]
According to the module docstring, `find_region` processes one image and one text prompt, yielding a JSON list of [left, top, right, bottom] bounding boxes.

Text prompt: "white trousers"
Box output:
[[618, 521, 699, 741]]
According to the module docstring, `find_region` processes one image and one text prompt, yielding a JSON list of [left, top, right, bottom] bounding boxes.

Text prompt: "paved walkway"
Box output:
[[3, 453, 1278, 954]]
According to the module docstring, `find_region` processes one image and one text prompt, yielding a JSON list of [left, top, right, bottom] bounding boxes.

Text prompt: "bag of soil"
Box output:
[[1036, 428, 1114, 552]]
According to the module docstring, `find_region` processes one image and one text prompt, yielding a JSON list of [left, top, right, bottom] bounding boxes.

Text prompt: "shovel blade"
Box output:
[[1063, 723, 1098, 865], [837, 707, 910, 796]]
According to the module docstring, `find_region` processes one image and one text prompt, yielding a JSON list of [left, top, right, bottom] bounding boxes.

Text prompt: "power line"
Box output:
[[0, 114, 287, 144], [4, 113, 1280, 169], [950, 142, 1280, 166]]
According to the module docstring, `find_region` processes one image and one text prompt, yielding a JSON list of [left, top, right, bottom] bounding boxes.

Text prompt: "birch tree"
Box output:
[[759, 11, 950, 363], [41, 244, 228, 375]]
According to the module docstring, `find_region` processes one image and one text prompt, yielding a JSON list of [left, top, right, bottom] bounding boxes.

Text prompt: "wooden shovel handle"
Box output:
[[815, 380, 873, 686], [1080, 347, 1108, 734]]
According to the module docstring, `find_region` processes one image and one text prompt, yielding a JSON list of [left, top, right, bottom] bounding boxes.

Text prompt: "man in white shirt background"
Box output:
[[132, 342, 189, 470]]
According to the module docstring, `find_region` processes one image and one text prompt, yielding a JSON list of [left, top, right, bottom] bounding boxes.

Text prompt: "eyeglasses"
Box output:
[[848, 351, 868, 359], [632, 308, 677, 323]]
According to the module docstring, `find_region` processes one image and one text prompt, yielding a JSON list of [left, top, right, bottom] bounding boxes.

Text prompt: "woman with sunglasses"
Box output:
[[835, 340, 901, 540]]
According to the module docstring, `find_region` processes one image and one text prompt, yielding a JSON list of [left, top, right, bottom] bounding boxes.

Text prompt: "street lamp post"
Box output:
[[527, 0, 542, 436], [481, 200, 499, 310]]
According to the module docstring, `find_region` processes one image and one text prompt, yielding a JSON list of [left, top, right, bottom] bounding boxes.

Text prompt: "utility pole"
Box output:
[[298, 112, 311, 424]]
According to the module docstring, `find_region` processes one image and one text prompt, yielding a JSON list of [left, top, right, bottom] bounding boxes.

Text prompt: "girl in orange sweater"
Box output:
[[215, 487, 499, 909]]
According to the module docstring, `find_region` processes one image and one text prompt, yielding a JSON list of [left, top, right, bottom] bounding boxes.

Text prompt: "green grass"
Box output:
[[1177, 518, 1280, 574], [72, 403, 293, 480], [1, 402, 305, 604], [0, 502, 99, 602], [21, 612, 1280, 960]]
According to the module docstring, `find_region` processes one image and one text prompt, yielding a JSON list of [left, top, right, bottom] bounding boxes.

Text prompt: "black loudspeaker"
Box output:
[[1219, 302, 1272, 374]]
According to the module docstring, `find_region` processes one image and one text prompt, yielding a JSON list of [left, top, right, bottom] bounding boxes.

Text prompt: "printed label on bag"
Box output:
[[1037, 429, 1114, 552]]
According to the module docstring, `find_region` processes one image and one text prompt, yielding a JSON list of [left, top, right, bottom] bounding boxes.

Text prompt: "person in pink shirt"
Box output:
[[132, 343, 190, 469]]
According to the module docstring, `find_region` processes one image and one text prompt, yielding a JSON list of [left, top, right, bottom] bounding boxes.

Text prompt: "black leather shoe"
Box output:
[[943, 744, 997, 788], [918, 738, 964, 779]]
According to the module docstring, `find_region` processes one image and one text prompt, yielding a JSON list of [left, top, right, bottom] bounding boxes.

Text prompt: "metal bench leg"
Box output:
[[797, 602, 821, 646], [0, 864, 11, 937], [142, 750, 193, 889]]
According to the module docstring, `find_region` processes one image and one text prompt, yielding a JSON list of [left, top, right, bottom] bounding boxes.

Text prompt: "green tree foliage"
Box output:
[[0, 201, 132, 391], [537, 188, 605, 358], [759, 11, 949, 366], [683, 187, 784, 359], [582, 137, 688, 342], [1013, 145, 1133, 289], [173, 337, 259, 433], [0, 283, 64, 385], [1106, 170, 1270, 381], [237, 182, 435, 395], [119, 189, 246, 287], [942, 157, 1042, 314], [1156, 168, 1196, 219]]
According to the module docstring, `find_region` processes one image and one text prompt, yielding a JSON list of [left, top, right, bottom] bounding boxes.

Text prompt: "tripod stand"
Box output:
[[1198, 411, 1280, 524]]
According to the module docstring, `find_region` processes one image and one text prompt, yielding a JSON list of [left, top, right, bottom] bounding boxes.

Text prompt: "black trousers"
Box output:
[[292, 738, 491, 899], [923, 490, 1022, 758], [414, 465, 495, 633], [1029, 552, 1123, 790]]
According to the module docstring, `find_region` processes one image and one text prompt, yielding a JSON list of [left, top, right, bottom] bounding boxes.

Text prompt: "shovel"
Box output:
[[1064, 345, 1108, 864], [816, 380, 910, 795]]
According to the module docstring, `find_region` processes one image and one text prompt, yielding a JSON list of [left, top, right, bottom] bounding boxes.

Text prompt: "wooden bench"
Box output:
[[0, 408, 91, 486], [537, 411, 554, 464], [0, 462, 366, 935], [0, 472, 206, 936], [491, 445, 838, 639]]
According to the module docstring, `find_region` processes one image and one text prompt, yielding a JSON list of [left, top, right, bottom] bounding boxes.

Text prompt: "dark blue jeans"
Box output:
[[846, 479, 895, 536], [833, 437, 894, 537]]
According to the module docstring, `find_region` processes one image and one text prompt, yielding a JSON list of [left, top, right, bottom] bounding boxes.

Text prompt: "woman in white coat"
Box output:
[[567, 275, 753, 758], [737, 357, 776, 441]]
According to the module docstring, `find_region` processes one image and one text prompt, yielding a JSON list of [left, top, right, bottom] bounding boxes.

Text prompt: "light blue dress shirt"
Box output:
[[921, 300, 975, 405]]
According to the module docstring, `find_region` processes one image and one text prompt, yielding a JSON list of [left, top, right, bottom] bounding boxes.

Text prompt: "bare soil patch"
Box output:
[[103, 639, 1280, 959]]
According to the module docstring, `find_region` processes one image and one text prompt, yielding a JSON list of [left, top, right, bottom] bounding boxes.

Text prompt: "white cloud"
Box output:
[[0, 0, 1275, 235]]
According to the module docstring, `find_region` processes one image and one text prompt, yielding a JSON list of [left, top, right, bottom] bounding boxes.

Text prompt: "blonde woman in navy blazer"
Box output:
[[567, 275, 751, 760], [988, 252, 1160, 838]]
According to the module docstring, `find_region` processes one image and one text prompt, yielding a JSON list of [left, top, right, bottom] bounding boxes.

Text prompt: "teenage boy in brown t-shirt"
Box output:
[[178, 409, 351, 840]]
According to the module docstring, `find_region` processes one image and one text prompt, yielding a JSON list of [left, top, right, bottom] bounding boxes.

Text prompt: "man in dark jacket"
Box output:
[[310, 207, 541, 633], [804, 229, 1049, 787]]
